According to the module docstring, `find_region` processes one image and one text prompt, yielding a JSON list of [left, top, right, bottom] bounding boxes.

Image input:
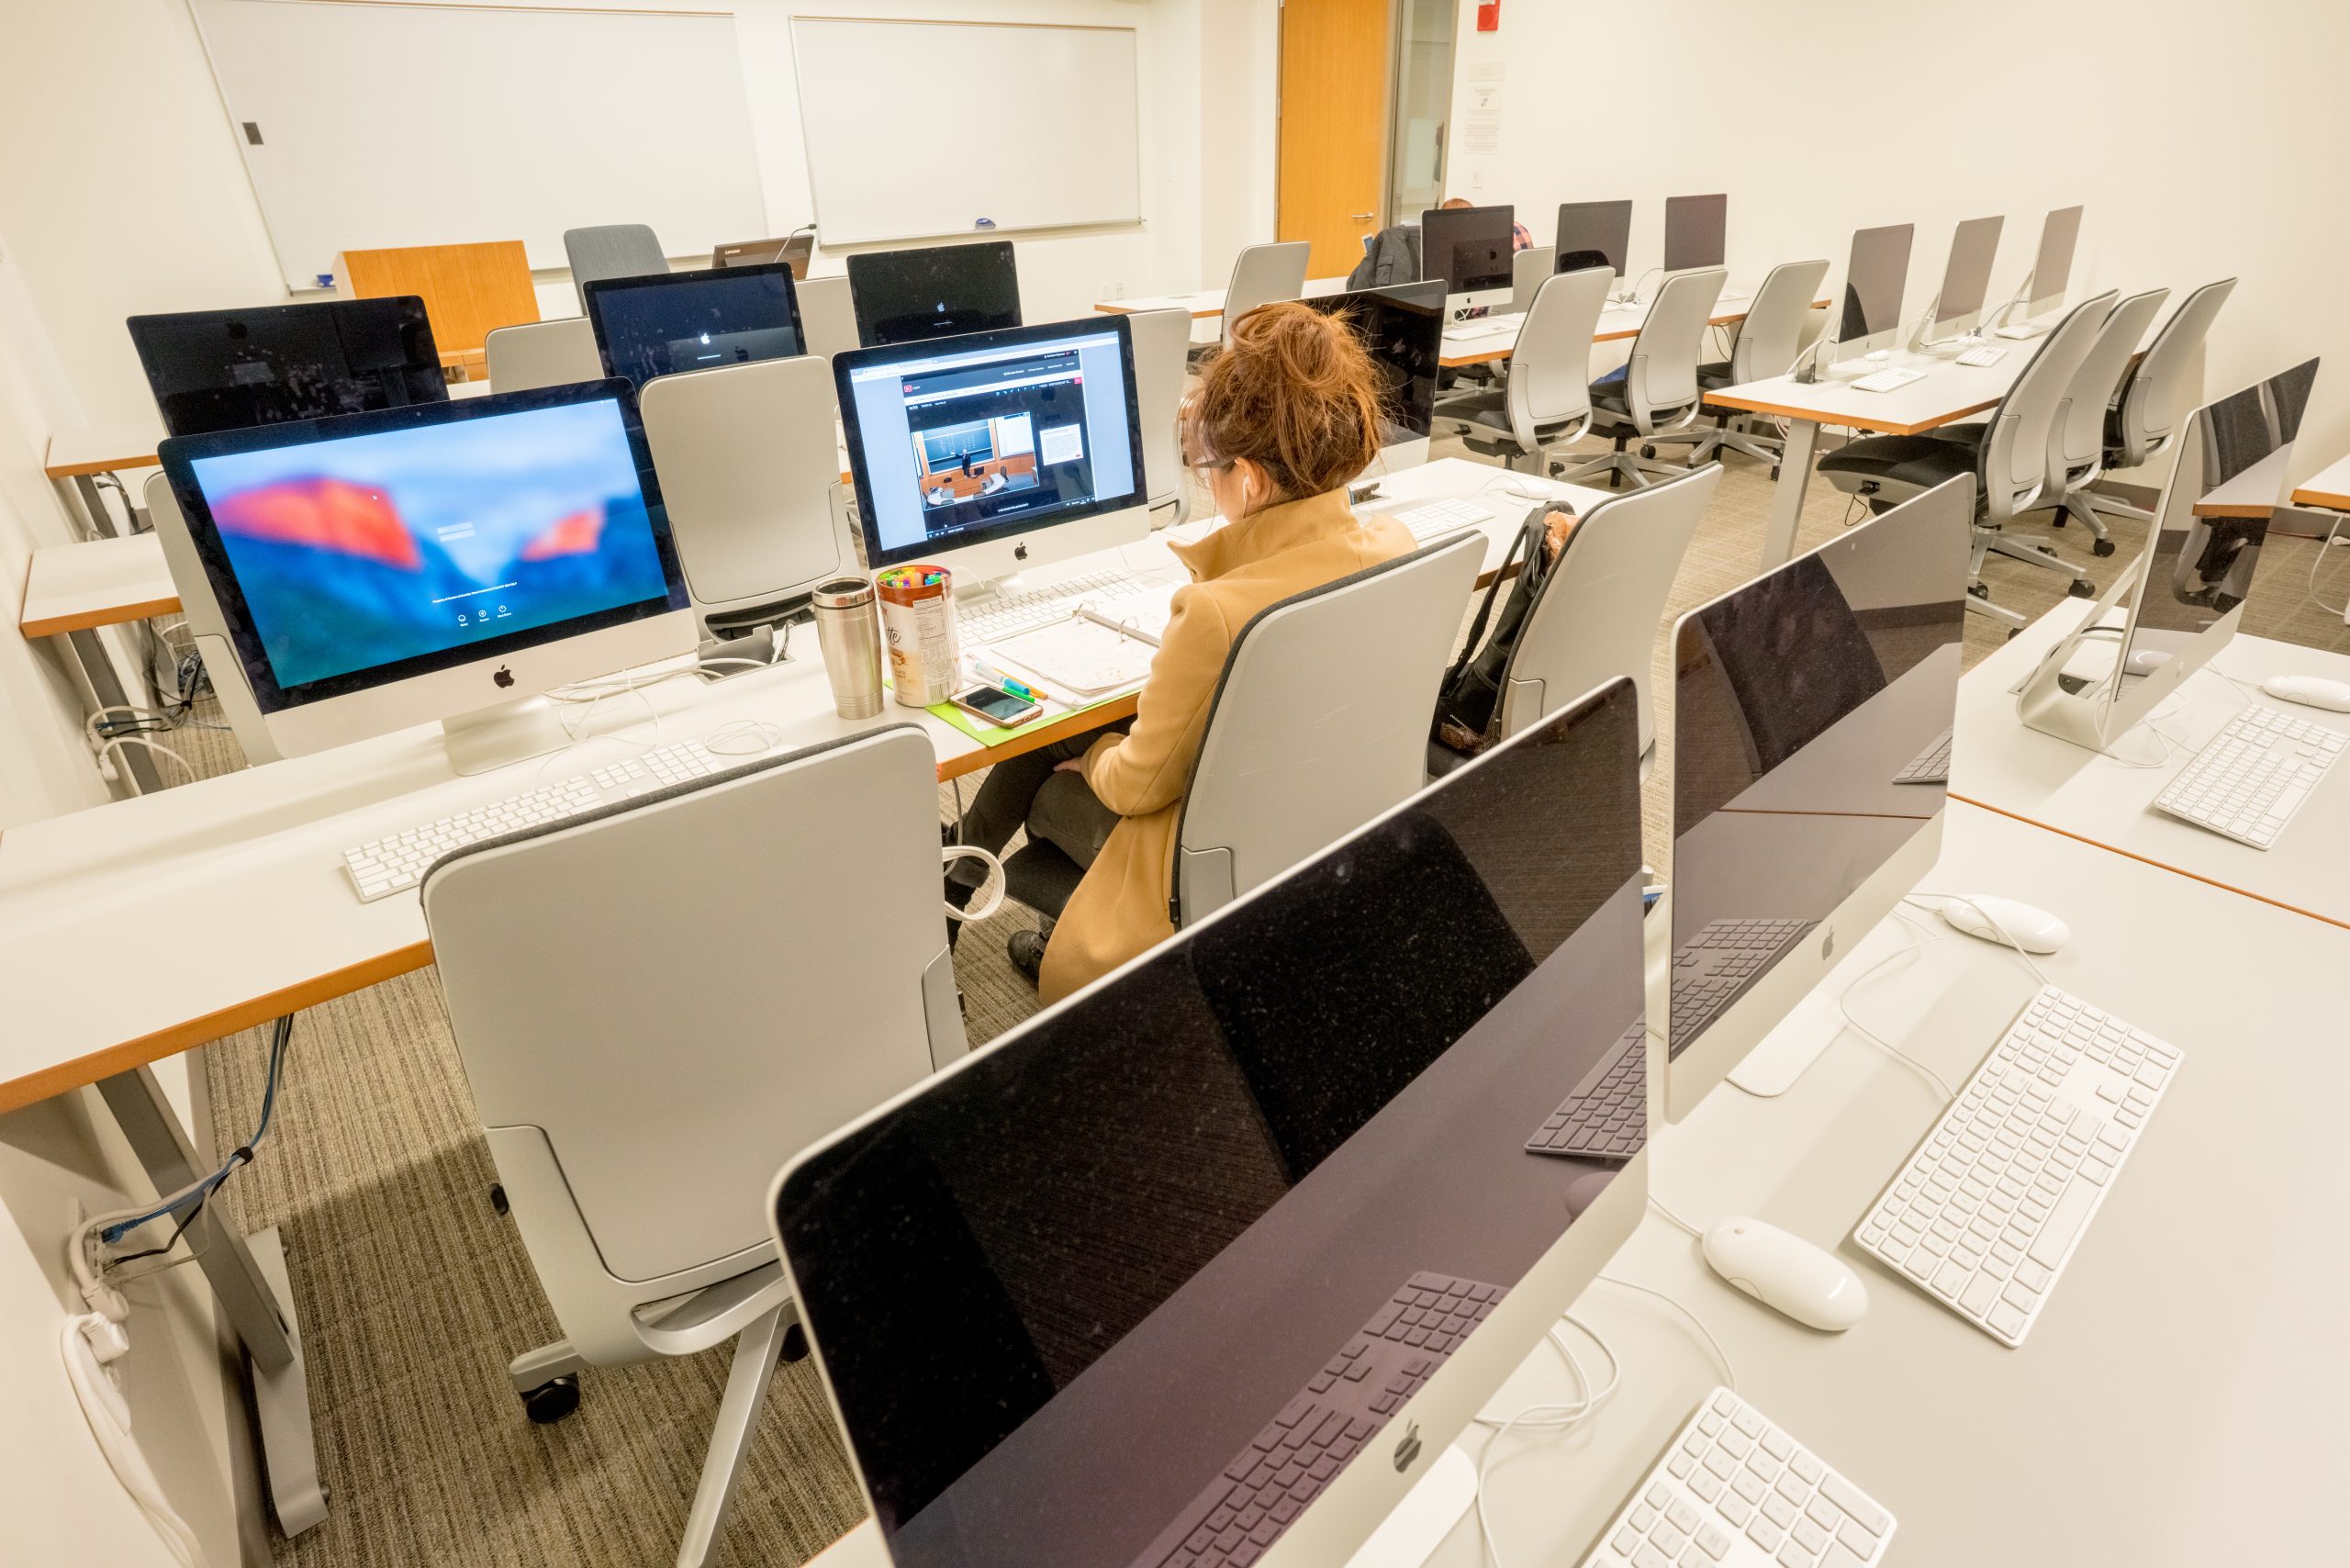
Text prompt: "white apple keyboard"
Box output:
[[1579, 1388, 1895, 1568], [1393, 498, 1498, 543], [339, 739, 761, 902], [2149, 701, 2344, 848], [1852, 984, 2178, 1346], [1852, 368, 1926, 394], [1955, 345, 2007, 367]]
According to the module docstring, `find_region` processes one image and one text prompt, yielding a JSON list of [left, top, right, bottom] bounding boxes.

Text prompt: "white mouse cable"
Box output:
[[1471, 1315, 1621, 1568]]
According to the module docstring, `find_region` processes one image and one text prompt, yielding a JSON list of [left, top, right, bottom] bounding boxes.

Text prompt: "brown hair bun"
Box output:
[[1183, 299, 1384, 504]]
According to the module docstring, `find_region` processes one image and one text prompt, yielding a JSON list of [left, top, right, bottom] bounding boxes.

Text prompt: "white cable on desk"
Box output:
[[96, 734, 196, 787], [1595, 1274, 1739, 1394], [1472, 1314, 1621, 1567], [1823, 908, 1961, 1100], [1903, 893, 2049, 987], [2305, 512, 2349, 619]]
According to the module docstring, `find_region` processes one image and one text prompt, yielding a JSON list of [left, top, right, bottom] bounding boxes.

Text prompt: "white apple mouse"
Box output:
[[1701, 1217, 1868, 1332], [2125, 648, 2173, 675], [1934, 894, 2069, 954], [2262, 675, 2350, 713]]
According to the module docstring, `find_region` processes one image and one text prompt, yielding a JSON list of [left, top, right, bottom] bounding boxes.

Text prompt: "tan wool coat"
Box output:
[[1037, 488, 1416, 1003]]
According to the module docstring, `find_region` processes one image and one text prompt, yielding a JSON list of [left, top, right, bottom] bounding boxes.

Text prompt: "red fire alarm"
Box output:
[[1476, 1, 1499, 29]]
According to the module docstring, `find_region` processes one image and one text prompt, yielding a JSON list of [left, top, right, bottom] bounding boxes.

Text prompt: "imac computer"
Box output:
[[1658, 476, 1972, 1114], [129, 297, 447, 438], [1555, 198, 1633, 285], [846, 240, 1023, 347], [772, 680, 1649, 1568], [2019, 359, 2317, 751], [1826, 222, 1916, 367], [1987, 205, 2084, 338], [581, 263, 805, 391], [1919, 215, 2005, 346], [712, 233, 813, 276], [1418, 204, 1515, 319], [836, 317, 1150, 592], [1662, 193, 1728, 273], [153, 380, 693, 772], [1303, 279, 1444, 469]]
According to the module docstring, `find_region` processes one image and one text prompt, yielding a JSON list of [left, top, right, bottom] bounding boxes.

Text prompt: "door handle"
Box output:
[[1349, 212, 1374, 221]]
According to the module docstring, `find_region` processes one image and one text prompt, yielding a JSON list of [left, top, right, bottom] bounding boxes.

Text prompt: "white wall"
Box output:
[[1443, 0, 2350, 484]]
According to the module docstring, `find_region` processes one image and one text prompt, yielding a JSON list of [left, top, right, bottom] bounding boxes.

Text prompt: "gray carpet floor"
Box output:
[[158, 427, 2350, 1566]]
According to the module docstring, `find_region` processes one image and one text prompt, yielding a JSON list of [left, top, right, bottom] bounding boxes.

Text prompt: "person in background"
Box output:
[[1440, 195, 1534, 252], [946, 302, 1416, 1001]]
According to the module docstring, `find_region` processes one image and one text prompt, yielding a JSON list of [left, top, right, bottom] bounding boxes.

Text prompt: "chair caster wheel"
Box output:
[[489, 1183, 508, 1216], [2092, 539, 2116, 557], [2068, 579, 2096, 599], [781, 1324, 811, 1363], [1769, 466, 1781, 482], [1640, 445, 1657, 460], [2007, 627, 2022, 641], [1967, 583, 1990, 599], [520, 1375, 580, 1425]]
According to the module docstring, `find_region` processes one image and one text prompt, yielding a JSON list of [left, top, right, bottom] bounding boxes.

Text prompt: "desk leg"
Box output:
[[1758, 418, 1820, 571], [69, 474, 122, 540], [57, 627, 163, 795], [96, 1065, 328, 1537]]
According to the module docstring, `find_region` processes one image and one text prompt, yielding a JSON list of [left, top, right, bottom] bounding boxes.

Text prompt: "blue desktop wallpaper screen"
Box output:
[[191, 400, 670, 691]]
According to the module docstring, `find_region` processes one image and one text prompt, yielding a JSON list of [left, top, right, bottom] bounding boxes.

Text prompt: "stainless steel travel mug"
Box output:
[[811, 577, 885, 719]]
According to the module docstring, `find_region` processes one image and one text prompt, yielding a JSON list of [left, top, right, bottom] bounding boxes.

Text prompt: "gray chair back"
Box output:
[[1175, 532, 1483, 924], [564, 224, 667, 308], [2111, 277, 2236, 467], [1222, 241, 1312, 340], [1621, 267, 1728, 432], [794, 274, 859, 360], [2050, 286, 2166, 486], [1505, 266, 1612, 449], [1728, 259, 1830, 384], [1497, 464, 1721, 759], [486, 317, 601, 393], [1125, 306, 1193, 523], [1512, 246, 1557, 314], [1977, 290, 2116, 523]]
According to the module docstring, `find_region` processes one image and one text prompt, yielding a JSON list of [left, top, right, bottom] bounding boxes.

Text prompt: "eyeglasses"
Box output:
[[1185, 453, 1235, 475]]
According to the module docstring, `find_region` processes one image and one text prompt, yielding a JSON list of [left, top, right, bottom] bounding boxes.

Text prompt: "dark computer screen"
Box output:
[[1668, 479, 1971, 1059], [1419, 205, 1514, 299], [129, 297, 448, 439], [1303, 280, 1443, 444], [156, 382, 686, 711], [1555, 199, 1633, 278], [846, 241, 1023, 347], [581, 264, 804, 391], [1839, 223, 1915, 345], [774, 682, 1645, 1568], [1663, 194, 1728, 272], [1933, 216, 2005, 329]]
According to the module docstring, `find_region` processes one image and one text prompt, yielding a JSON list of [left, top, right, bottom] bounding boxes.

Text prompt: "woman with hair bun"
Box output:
[[947, 299, 1415, 1000]]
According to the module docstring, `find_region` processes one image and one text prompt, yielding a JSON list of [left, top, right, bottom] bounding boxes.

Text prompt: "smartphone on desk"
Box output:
[[952, 683, 1044, 728]]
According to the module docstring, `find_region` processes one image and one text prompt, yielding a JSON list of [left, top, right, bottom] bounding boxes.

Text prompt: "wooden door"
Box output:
[[1278, 0, 1392, 280]]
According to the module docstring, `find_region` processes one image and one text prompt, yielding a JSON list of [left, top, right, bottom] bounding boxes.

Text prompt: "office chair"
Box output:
[[485, 317, 602, 393], [1511, 246, 1558, 315], [1433, 266, 1611, 473], [2068, 277, 2237, 532], [1433, 464, 1721, 779], [1194, 241, 1312, 364], [2035, 286, 2168, 554], [1643, 259, 1830, 475], [142, 471, 280, 765], [421, 725, 966, 1568], [1125, 306, 1193, 525], [793, 274, 859, 361], [1551, 267, 1728, 490], [999, 532, 1484, 927], [1818, 290, 2117, 629], [640, 355, 856, 644], [563, 224, 668, 308]]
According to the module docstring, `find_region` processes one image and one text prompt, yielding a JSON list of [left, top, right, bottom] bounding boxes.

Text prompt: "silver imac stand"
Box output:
[[442, 696, 571, 775]]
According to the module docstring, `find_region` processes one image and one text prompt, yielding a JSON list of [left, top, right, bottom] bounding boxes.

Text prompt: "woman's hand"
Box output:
[[1540, 508, 1579, 565], [1053, 756, 1087, 775]]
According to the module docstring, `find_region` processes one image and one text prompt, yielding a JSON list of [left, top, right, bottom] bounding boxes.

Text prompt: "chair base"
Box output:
[[1551, 433, 1690, 491], [1645, 412, 1785, 472]]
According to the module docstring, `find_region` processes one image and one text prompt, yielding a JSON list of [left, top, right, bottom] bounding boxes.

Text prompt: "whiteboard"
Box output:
[[194, 0, 767, 289], [789, 17, 1140, 246]]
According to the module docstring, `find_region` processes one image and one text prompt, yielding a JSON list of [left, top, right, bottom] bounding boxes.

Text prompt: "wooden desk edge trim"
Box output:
[[2289, 486, 2350, 512], [934, 695, 1143, 779], [1950, 795, 2350, 932], [1702, 390, 1999, 438], [21, 594, 185, 639], [44, 450, 162, 480]]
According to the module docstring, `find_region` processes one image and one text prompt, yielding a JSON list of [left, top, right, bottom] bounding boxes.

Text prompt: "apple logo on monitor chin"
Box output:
[[1392, 1420, 1422, 1473], [1013, 542, 1029, 562], [493, 666, 516, 689]]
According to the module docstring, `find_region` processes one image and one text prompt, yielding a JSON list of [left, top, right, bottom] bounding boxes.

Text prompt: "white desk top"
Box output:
[[1707, 343, 2026, 435], [1949, 599, 2350, 929], [1093, 276, 1350, 319], [2290, 451, 2350, 512], [18, 532, 179, 636], [1435, 289, 1812, 370]]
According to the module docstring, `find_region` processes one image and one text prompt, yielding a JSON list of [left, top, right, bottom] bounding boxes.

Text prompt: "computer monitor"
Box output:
[[846, 240, 1023, 347], [581, 263, 805, 392], [1663, 476, 1972, 1115], [1662, 193, 1728, 273], [153, 380, 692, 772], [1302, 279, 1444, 469], [1554, 199, 1632, 281], [1419, 204, 1515, 317], [2026, 205, 2084, 319], [2020, 359, 2318, 752], [771, 680, 1649, 1568], [1927, 215, 2005, 341], [1832, 222, 1915, 361], [837, 318, 1149, 588], [712, 234, 813, 277], [129, 297, 448, 438]]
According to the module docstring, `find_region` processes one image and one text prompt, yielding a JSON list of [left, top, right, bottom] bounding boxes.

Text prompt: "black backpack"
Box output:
[[1431, 503, 1565, 754]]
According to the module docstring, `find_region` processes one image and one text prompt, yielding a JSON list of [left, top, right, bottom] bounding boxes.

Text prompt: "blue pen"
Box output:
[[968, 658, 1050, 705]]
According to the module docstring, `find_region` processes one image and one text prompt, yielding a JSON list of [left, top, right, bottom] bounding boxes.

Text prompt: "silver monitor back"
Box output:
[[2027, 205, 2085, 319], [1929, 215, 2006, 340], [1830, 223, 1915, 361]]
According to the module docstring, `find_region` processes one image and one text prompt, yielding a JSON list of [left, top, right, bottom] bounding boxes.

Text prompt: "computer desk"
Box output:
[[1947, 596, 2350, 929], [2290, 451, 2350, 514], [1434, 290, 1828, 372], [1092, 276, 1351, 319], [19, 531, 178, 636]]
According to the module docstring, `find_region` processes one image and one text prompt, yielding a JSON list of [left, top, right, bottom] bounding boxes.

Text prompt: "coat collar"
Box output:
[[1169, 488, 1366, 581]]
